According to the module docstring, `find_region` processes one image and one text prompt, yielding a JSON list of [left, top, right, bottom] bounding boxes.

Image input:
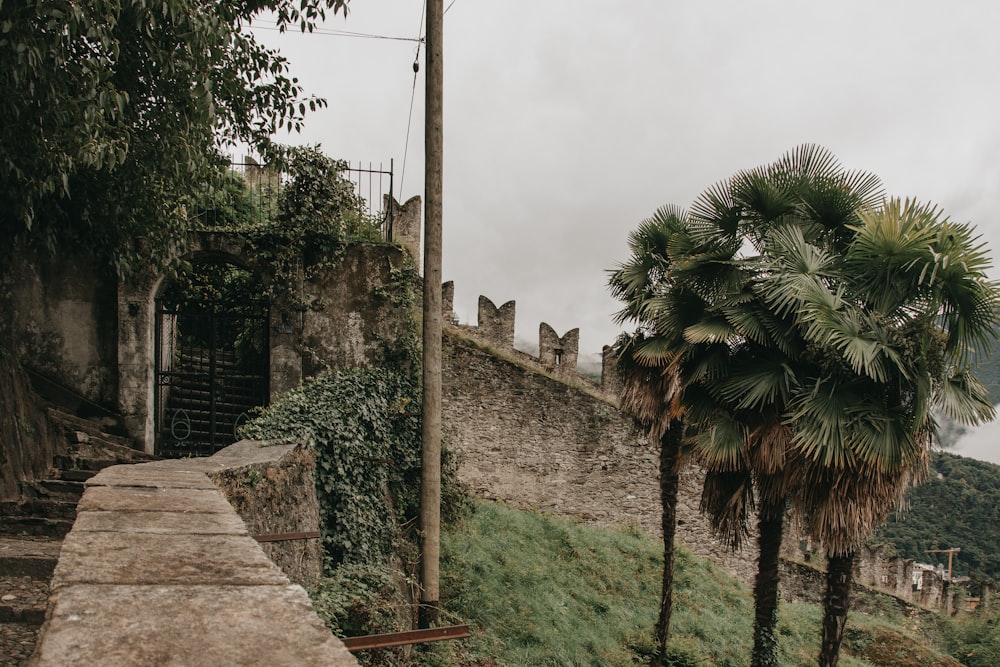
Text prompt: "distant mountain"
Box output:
[[875, 451, 1000, 591]]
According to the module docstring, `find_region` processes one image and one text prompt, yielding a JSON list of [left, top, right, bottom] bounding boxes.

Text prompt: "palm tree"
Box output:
[[761, 198, 1000, 665], [613, 146, 999, 666], [609, 206, 702, 664], [678, 145, 887, 667]]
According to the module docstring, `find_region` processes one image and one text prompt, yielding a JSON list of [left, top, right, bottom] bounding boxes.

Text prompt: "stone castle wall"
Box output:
[[441, 329, 759, 584], [442, 311, 960, 612], [445, 286, 623, 398]]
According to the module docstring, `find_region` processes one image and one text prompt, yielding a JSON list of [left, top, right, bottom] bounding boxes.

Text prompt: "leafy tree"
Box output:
[[0, 0, 350, 275]]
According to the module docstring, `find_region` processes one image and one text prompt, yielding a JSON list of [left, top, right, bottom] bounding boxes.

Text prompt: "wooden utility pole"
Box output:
[[419, 0, 444, 630], [927, 547, 961, 581]]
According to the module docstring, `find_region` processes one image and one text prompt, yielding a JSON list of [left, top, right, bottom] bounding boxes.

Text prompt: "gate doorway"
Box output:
[[154, 261, 269, 458]]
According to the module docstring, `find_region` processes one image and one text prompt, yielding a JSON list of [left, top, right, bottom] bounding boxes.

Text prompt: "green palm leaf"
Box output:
[[717, 356, 794, 411], [935, 370, 995, 425], [691, 413, 747, 471]]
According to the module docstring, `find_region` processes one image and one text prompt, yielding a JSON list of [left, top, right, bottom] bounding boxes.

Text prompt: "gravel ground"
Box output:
[[0, 537, 58, 667], [0, 622, 40, 667]]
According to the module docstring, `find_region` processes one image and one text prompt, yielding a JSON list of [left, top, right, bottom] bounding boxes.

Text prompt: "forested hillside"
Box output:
[[875, 451, 1000, 591]]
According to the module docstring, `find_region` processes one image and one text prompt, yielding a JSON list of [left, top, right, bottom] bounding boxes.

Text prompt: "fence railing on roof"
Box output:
[[199, 158, 395, 242]]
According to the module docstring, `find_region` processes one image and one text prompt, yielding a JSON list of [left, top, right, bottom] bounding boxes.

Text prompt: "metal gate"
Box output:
[[155, 292, 269, 458]]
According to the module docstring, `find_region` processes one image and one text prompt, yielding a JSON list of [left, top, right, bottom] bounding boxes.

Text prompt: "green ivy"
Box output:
[[241, 366, 421, 567]]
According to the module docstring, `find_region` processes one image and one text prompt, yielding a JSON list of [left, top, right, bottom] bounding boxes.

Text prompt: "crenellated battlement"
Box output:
[[538, 323, 579, 378], [443, 283, 623, 398], [477, 296, 517, 348]]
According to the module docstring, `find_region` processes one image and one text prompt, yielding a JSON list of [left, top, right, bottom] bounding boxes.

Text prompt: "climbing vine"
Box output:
[[241, 366, 421, 566], [189, 144, 381, 305]]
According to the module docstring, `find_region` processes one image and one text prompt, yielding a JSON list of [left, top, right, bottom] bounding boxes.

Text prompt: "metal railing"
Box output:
[[345, 160, 395, 242], [196, 158, 395, 241]]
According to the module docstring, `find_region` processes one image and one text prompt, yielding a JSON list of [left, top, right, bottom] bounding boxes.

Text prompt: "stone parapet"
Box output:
[[29, 442, 356, 667]]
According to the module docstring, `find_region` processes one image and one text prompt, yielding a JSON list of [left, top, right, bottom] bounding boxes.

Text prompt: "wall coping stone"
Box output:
[[30, 442, 358, 667]]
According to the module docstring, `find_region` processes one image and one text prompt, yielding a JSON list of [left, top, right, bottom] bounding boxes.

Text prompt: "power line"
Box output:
[[252, 24, 423, 43], [398, 2, 425, 198]]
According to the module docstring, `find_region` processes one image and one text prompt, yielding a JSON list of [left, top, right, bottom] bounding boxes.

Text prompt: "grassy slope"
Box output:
[[435, 501, 960, 667]]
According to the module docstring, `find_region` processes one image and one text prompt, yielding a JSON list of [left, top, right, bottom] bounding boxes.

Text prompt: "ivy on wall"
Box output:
[[241, 367, 421, 566]]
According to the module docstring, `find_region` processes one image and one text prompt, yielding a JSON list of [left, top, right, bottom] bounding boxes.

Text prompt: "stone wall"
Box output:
[[299, 243, 412, 376], [205, 442, 324, 586], [388, 195, 422, 267], [538, 323, 579, 379], [30, 443, 356, 666], [450, 285, 621, 398], [0, 358, 67, 501], [3, 247, 118, 407], [476, 296, 516, 348], [442, 328, 758, 583]]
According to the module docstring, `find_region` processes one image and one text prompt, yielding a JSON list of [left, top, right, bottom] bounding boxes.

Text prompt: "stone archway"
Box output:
[[117, 232, 303, 454]]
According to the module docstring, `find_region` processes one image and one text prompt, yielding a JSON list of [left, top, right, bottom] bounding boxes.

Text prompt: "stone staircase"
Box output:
[[0, 537, 58, 666], [0, 409, 155, 666]]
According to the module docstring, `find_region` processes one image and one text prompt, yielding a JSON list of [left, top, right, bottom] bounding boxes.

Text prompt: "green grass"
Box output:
[[432, 500, 962, 667]]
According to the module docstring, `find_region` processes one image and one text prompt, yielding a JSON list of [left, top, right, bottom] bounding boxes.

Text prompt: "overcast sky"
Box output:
[[249, 1, 1000, 462]]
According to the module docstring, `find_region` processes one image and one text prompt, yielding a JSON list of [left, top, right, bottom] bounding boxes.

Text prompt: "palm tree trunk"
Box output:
[[651, 422, 683, 666], [819, 550, 855, 667], [751, 496, 785, 667]]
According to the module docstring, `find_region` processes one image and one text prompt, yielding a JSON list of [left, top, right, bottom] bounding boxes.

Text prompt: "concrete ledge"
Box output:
[[30, 443, 358, 667]]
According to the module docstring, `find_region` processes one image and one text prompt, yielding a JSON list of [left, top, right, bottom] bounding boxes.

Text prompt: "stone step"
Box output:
[[54, 468, 96, 483], [0, 500, 77, 521], [67, 439, 156, 465], [21, 479, 85, 502], [0, 620, 42, 664], [52, 455, 125, 473], [47, 407, 133, 447], [0, 516, 73, 539], [0, 537, 61, 578], [156, 443, 230, 459], [0, 575, 50, 625]]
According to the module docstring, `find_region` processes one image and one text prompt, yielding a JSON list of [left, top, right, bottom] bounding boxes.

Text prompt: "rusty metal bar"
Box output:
[[341, 625, 471, 651], [253, 531, 321, 543]]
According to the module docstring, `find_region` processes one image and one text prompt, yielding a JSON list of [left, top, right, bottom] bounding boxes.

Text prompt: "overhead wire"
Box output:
[[250, 1, 445, 201], [398, 1, 426, 199], [252, 24, 422, 43]]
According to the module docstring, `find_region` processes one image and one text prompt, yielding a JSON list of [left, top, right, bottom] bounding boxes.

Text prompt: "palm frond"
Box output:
[[767, 144, 842, 184], [690, 413, 747, 471], [789, 453, 927, 554], [935, 370, 996, 426], [700, 468, 753, 551], [746, 414, 792, 478], [838, 169, 886, 211], [787, 377, 856, 469], [718, 356, 794, 411], [730, 166, 797, 225], [849, 405, 922, 471], [683, 316, 735, 345], [689, 179, 740, 238]]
